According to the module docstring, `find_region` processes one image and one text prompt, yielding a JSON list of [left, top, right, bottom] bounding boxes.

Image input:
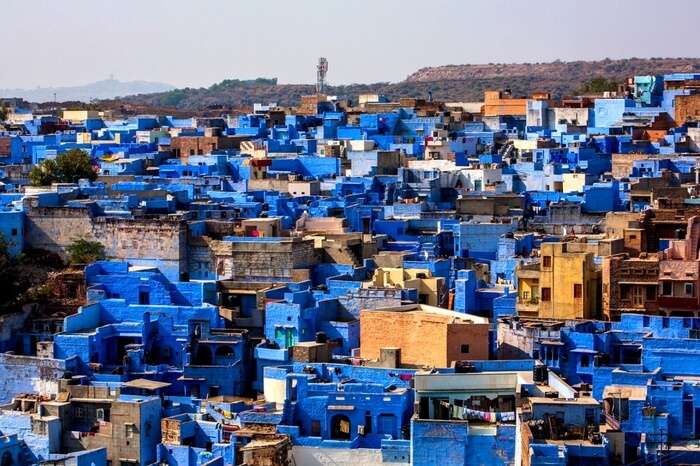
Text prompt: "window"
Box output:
[[573, 284, 583, 299], [138, 291, 150, 305], [647, 286, 657, 301], [685, 283, 695, 297], [10, 228, 17, 236], [311, 420, 321, 436], [541, 287, 551, 302], [96, 408, 110, 422], [74, 407, 85, 419], [542, 256, 552, 268], [364, 412, 372, 434], [628, 234, 637, 240], [662, 281, 672, 296], [662, 317, 670, 328], [461, 344, 470, 354], [125, 424, 136, 439], [580, 355, 590, 367]]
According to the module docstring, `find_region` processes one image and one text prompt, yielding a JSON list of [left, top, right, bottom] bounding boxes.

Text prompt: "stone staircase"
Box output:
[[324, 244, 361, 266]]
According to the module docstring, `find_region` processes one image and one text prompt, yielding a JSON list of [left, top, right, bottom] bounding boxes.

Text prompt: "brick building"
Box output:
[[207, 237, 317, 282], [170, 135, 250, 159], [360, 304, 489, 368], [23, 199, 189, 281], [675, 94, 700, 124], [602, 254, 659, 321], [657, 216, 700, 316]]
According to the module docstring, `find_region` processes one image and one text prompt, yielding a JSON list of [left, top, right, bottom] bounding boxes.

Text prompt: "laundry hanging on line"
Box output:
[[440, 401, 515, 423]]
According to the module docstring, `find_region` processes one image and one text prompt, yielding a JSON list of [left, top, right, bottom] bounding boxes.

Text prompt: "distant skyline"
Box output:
[[3, 0, 700, 90]]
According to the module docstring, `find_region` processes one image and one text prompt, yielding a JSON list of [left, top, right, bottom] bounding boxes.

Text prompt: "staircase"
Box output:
[[325, 244, 361, 267]]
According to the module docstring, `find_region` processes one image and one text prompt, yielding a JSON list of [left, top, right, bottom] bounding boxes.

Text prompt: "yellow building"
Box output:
[[76, 132, 92, 144], [516, 242, 600, 319], [62, 110, 100, 123], [513, 139, 539, 152], [367, 267, 444, 307], [562, 173, 589, 193]]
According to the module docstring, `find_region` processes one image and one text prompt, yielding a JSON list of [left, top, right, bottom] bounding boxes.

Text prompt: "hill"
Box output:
[[404, 57, 700, 82], [1, 79, 175, 103], [113, 58, 700, 111]]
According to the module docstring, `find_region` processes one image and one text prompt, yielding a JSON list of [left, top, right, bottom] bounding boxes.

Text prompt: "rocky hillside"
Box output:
[[111, 58, 700, 112], [404, 58, 700, 83]]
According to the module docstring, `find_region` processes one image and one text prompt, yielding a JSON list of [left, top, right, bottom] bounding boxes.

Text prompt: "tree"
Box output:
[[66, 239, 105, 265], [577, 76, 618, 94], [29, 158, 59, 186], [29, 148, 96, 186], [0, 106, 7, 122]]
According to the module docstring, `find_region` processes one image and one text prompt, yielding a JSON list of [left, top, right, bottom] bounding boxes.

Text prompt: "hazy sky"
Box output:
[[2, 0, 699, 89]]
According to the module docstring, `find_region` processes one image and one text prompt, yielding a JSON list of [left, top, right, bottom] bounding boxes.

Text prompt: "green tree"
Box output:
[[0, 106, 7, 121], [578, 76, 618, 94], [29, 149, 96, 186], [66, 238, 105, 265], [29, 158, 59, 186]]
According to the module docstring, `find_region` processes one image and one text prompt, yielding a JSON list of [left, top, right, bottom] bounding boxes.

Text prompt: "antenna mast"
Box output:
[[316, 57, 328, 94]]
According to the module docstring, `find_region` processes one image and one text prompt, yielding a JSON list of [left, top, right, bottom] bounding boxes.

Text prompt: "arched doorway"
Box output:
[[194, 346, 213, 365], [330, 414, 351, 440], [1, 451, 14, 466], [377, 414, 397, 436], [214, 345, 234, 365]]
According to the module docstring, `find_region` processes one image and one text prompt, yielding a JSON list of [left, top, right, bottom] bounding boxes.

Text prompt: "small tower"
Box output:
[[316, 57, 328, 94]]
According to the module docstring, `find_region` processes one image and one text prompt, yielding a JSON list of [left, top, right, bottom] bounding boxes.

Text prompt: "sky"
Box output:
[[2, 0, 700, 89]]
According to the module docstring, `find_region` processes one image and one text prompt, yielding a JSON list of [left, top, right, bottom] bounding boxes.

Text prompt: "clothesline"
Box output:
[[440, 401, 516, 423]]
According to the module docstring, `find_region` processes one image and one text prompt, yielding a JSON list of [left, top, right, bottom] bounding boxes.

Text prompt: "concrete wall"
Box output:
[[0, 354, 68, 403], [24, 204, 187, 280]]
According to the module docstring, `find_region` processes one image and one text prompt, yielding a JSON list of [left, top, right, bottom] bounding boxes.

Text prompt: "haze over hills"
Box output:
[[0, 79, 175, 103], [106, 58, 700, 112]]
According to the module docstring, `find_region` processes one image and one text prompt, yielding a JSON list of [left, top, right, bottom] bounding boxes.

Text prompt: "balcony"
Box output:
[[517, 263, 540, 280], [517, 299, 540, 316], [657, 296, 698, 310]]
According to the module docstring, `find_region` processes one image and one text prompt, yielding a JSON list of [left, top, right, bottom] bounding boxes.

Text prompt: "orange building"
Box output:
[[360, 304, 489, 368], [483, 90, 527, 117]]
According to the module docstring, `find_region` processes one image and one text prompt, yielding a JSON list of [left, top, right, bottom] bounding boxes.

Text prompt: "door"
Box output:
[[631, 286, 644, 307]]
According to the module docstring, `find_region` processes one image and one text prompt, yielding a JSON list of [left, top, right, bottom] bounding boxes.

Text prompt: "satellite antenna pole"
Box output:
[[316, 57, 328, 94]]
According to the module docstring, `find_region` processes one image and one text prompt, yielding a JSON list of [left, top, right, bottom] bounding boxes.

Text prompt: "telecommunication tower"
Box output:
[[316, 57, 328, 94]]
